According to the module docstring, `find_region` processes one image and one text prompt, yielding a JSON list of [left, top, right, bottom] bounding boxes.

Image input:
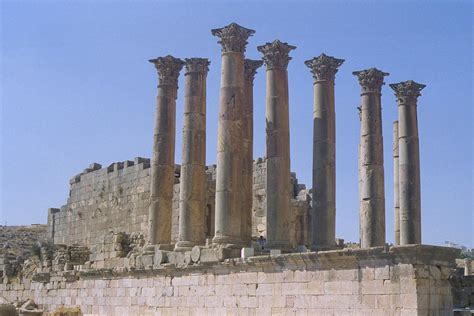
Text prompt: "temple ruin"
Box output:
[[1, 22, 470, 315]]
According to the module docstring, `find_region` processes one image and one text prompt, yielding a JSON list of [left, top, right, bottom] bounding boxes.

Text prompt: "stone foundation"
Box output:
[[0, 245, 458, 315]]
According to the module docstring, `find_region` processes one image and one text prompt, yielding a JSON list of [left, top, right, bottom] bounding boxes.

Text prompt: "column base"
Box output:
[[153, 243, 175, 251], [311, 244, 337, 251], [174, 241, 197, 252], [265, 240, 294, 252], [212, 235, 244, 249]]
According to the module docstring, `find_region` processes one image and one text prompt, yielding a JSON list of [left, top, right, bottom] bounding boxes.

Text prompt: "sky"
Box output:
[[1, 0, 472, 247]]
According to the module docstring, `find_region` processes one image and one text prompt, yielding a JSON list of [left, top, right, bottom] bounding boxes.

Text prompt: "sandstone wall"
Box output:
[[48, 158, 311, 248], [0, 246, 458, 315]]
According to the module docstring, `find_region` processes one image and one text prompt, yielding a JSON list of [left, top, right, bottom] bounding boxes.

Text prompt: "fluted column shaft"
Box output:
[[353, 68, 389, 248], [393, 121, 400, 245], [390, 80, 425, 245], [305, 54, 344, 250], [175, 58, 210, 251], [212, 23, 255, 247], [258, 40, 296, 250], [148, 56, 184, 245], [241, 59, 263, 244]]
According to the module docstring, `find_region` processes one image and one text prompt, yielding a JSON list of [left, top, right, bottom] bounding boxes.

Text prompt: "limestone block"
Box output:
[[305, 280, 324, 295], [324, 281, 356, 295], [137, 254, 154, 268], [270, 249, 282, 256], [256, 283, 273, 296], [375, 266, 390, 280], [241, 247, 254, 258], [238, 296, 258, 308], [154, 250, 170, 266], [190, 246, 202, 263], [167, 252, 186, 266]]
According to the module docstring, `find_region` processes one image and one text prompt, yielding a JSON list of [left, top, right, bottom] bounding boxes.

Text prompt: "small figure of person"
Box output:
[[257, 235, 267, 249]]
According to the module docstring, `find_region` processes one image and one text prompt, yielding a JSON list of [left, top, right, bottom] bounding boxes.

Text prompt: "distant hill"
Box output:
[[0, 225, 47, 258]]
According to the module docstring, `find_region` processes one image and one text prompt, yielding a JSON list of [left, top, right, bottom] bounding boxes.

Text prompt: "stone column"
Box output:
[[148, 55, 184, 246], [211, 23, 255, 248], [390, 80, 425, 245], [353, 68, 389, 248], [393, 121, 400, 245], [241, 59, 263, 245], [257, 40, 296, 250], [304, 53, 344, 250], [175, 58, 210, 251]]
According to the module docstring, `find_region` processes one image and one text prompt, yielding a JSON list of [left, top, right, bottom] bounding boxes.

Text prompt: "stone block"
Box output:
[[167, 252, 186, 266], [241, 247, 254, 259], [375, 266, 390, 280], [199, 248, 239, 263], [137, 254, 154, 268], [270, 249, 282, 256], [324, 281, 356, 295], [305, 280, 324, 295], [282, 282, 307, 296], [256, 283, 273, 296], [214, 284, 232, 296], [235, 272, 258, 284], [296, 245, 308, 253]]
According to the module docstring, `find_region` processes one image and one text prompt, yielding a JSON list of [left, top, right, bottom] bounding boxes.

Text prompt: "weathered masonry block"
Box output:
[[0, 245, 459, 315], [48, 158, 312, 248]]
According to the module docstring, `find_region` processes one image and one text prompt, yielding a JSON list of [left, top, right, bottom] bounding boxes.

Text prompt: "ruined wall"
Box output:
[[49, 158, 153, 246], [252, 158, 311, 245], [0, 246, 458, 315], [49, 158, 311, 248]]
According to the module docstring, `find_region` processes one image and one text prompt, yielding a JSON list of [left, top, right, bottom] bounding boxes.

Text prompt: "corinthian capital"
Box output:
[[304, 53, 345, 82], [184, 58, 210, 75], [211, 23, 255, 53], [244, 59, 263, 82], [353, 68, 389, 93], [149, 55, 185, 86], [389, 80, 426, 104], [257, 40, 296, 70]]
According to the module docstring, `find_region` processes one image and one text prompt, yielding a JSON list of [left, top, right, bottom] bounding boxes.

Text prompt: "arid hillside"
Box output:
[[0, 225, 47, 258]]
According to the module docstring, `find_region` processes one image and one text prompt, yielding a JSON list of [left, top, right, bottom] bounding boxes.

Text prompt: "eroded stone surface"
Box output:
[[305, 53, 344, 250], [148, 56, 185, 245], [0, 245, 460, 315], [390, 80, 426, 245], [353, 68, 389, 248], [47, 159, 311, 250], [258, 40, 296, 251], [212, 23, 254, 248], [175, 58, 210, 251]]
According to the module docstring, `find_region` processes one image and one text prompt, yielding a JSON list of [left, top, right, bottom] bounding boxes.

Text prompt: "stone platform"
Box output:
[[0, 245, 459, 315]]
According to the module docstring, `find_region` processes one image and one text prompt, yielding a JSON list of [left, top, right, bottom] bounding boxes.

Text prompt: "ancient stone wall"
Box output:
[[48, 158, 311, 248], [49, 159, 154, 246], [0, 246, 458, 315]]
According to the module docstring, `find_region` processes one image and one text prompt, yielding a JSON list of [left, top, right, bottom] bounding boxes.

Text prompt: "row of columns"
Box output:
[[147, 22, 426, 251]]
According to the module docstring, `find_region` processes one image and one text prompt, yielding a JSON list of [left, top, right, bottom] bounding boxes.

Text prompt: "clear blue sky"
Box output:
[[1, 1, 472, 247]]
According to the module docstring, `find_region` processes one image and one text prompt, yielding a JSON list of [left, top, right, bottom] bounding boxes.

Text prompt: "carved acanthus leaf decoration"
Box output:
[[149, 55, 185, 86], [389, 80, 426, 104], [244, 59, 263, 82], [184, 58, 210, 75], [304, 53, 345, 82], [211, 23, 255, 53], [257, 40, 296, 70], [353, 68, 389, 93]]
